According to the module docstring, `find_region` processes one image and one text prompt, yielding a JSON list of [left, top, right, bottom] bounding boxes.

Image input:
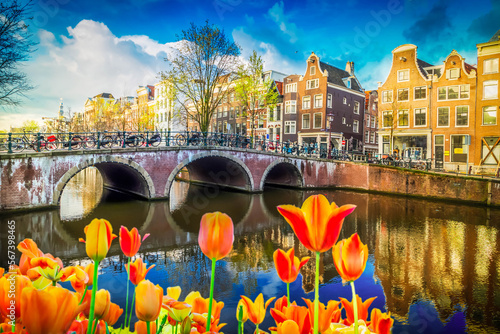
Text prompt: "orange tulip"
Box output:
[[164, 301, 192, 322], [17, 238, 44, 275], [270, 304, 311, 334], [303, 298, 341, 333], [120, 226, 150, 258], [0, 274, 32, 319], [79, 218, 117, 263], [333, 233, 368, 283], [240, 293, 275, 326], [102, 302, 123, 326], [277, 195, 356, 253], [273, 248, 309, 284], [198, 212, 234, 260], [93, 289, 111, 320], [70, 263, 93, 294], [191, 295, 224, 321], [236, 298, 248, 323], [20, 286, 86, 334], [277, 320, 301, 334], [125, 258, 155, 285], [369, 308, 394, 334], [135, 279, 163, 322], [135, 320, 157, 334], [191, 313, 225, 333], [339, 295, 376, 326]]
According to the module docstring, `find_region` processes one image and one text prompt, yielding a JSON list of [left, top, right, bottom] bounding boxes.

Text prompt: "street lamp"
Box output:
[[327, 112, 334, 159]]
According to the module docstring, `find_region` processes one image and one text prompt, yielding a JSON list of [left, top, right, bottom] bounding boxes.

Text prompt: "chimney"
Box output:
[[345, 61, 354, 75]]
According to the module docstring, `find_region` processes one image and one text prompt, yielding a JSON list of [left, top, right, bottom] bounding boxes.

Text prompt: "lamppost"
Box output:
[[327, 112, 334, 159]]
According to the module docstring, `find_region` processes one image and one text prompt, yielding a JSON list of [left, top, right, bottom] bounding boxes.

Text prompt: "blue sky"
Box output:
[[1, 0, 498, 129]]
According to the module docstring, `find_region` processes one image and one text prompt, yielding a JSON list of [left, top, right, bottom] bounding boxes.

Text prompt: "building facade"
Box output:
[[364, 90, 379, 155]]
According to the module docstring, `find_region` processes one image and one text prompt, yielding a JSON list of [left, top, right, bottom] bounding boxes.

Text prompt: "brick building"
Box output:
[[364, 90, 379, 155]]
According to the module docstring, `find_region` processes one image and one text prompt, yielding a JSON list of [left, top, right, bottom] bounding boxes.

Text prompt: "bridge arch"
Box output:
[[164, 151, 255, 197], [53, 156, 155, 206], [260, 159, 304, 190]]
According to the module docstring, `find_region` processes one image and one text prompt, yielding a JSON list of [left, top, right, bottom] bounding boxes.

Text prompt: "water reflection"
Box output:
[[1, 180, 500, 333]]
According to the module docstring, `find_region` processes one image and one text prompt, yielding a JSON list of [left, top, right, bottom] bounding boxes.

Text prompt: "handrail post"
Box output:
[[166, 130, 170, 146], [146, 131, 150, 147], [8, 133, 12, 153], [37, 132, 41, 152], [122, 131, 126, 148], [97, 132, 101, 149], [68, 132, 72, 151]]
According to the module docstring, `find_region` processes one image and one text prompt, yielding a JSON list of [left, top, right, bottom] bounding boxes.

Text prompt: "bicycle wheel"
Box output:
[[83, 136, 96, 149], [150, 134, 161, 147], [175, 134, 187, 146], [71, 136, 83, 150], [101, 135, 113, 148], [189, 135, 200, 146], [11, 138, 25, 152], [46, 138, 59, 151], [111, 136, 122, 148]]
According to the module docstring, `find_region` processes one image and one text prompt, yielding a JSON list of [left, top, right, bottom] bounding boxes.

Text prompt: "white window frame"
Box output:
[[437, 107, 450, 128], [365, 131, 370, 143], [447, 68, 460, 80], [302, 95, 311, 109], [414, 108, 427, 127], [302, 113, 310, 129], [370, 132, 376, 144], [397, 69, 409, 82], [310, 66, 316, 75], [314, 94, 323, 108], [455, 105, 469, 127], [483, 80, 498, 100], [306, 79, 319, 90], [484, 58, 499, 74], [285, 83, 297, 93], [483, 106, 497, 126], [397, 109, 409, 128], [371, 116, 375, 128], [327, 94, 332, 108], [382, 111, 392, 128], [342, 117, 346, 124], [313, 112, 322, 129], [343, 97, 347, 104], [366, 114, 371, 127], [284, 121, 296, 134], [285, 100, 296, 114], [398, 88, 409, 101], [353, 120, 359, 133], [414, 86, 427, 100], [382, 90, 393, 103], [354, 101, 360, 114]]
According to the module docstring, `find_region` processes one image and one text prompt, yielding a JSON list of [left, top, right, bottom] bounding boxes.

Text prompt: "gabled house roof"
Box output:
[[319, 61, 363, 92], [94, 93, 114, 99], [488, 29, 500, 42], [275, 81, 283, 95]]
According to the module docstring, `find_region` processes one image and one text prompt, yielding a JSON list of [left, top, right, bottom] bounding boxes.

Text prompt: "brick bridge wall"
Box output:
[[1, 147, 500, 211]]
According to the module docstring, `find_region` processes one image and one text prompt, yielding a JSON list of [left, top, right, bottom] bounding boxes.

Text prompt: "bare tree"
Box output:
[[0, 0, 36, 107], [162, 21, 240, 133]]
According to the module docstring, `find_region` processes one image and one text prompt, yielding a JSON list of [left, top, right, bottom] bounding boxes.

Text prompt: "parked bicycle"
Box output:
[[10, 132, 58, 152]]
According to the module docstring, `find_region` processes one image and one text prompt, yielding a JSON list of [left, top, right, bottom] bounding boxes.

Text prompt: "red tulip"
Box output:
[[339, 294, 377, 326], [125, 258, 155, 285], [333, 233, 368, 282], [240, 293, 275, 326], [277, 195, 356, 253], [369, 308, 394, 334], [119, 226, 149, 258], [273, 248, 309, 284], [198, 212, 234, 260], [303, 298, 341, 333]]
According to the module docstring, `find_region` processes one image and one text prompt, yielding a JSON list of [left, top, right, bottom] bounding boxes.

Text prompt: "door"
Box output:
[[435, 146, 444, 169]]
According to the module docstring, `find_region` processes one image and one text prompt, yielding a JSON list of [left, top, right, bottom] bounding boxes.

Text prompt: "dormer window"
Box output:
[[398, 69, 409, 82], [310, 66, 316, 75], [446, 68, 460, 80]]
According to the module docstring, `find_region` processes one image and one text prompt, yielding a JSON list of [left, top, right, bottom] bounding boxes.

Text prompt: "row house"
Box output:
[[378, 29, 499, 172], [283, 53, 365, 152], [364, 90, 379, 155]]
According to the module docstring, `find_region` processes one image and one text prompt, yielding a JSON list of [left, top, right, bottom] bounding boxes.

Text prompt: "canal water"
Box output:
[[1, 167, 500, 333]]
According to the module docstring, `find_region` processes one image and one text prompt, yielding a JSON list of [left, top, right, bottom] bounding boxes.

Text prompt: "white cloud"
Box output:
[[0, 19, 180, 130], [356, 55, 393, 91], [267, 1, 298, 43]]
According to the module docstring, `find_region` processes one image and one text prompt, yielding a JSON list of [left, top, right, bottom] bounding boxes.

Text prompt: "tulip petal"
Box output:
[[277, 205, 313, 251]]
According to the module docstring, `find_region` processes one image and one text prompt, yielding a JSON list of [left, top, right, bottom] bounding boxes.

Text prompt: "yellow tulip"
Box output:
[[135, 279, 163, 322], [93, 289, 111, 320], [79, 218, 117, 263]]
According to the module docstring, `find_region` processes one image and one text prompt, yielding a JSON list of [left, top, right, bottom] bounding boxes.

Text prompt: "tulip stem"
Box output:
[[79, 286, 88, 305], [91, 319, 98, 334], [147, 321, 151, 334], [314, 251, 320, 334], [287, 282, 290, 303], [127, 289, 136, 329], [256, 324, 259, 333], [87, 260, 100, 334], [350, 281, 359, 334], [206, 258, 216, 333], [124, 257, 131, 329]]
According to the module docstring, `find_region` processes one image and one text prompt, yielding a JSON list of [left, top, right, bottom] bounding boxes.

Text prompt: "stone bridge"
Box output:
[[1, 146, 360, 211]]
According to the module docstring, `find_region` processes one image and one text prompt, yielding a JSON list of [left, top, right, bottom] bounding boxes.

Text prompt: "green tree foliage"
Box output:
[[0, 0, 36, 107], [234, 50, 279, 138], [21, 119, 39, 132], [162, 21, 240, 132]]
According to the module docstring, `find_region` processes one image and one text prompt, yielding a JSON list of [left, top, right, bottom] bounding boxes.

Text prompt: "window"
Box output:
[[366, 114, 370, 126], [482, 137, 500, 165], [382, 90, 393, 103], [451, 135, 468, 162], [314, 113, 322, 128], [229, 107, 234, 119], [310, 66, 316, 75], [230, 93, 234, 102], [460, 85, 470, 99], [285, 101, 296, 113], [437, 107, 449, 127], [236, 106, 240, 117], [327, 94, 332, 108], [353, 120, 359, 133], [438, 87, 447, 100], [285, 83, 297, 93], [302, 114, 310, 129], [354, 101, 360, 114], [484, 58, 499, 74], [371, 116, 375, 128], [483, 106, 497, 125], [414, 108, 426, 126], [285, 121, 296, 134], [276, 105, 281, 121], [383, 111, 393, 128], [371, 132, 375, 144], [223, 121, 227, 133], [382, 135, 390, 154], [398, 109, 409, 127], [484, 80, 498, 99], [342, 117, 346, 124], [343, 97, 347, 104], [306, 79, 319, 89], [447, 86, 459, 99], [438, 85, 470, 100], [456, 106, 469, 126], [447, 68, 460, 80], [398, 69, 409, 82], [314, 94, 323, 108], [398, 88, 409, 101], [302, 96, 311, 109], [365, 131, 370, 143], [414, 86, 426, 100]]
